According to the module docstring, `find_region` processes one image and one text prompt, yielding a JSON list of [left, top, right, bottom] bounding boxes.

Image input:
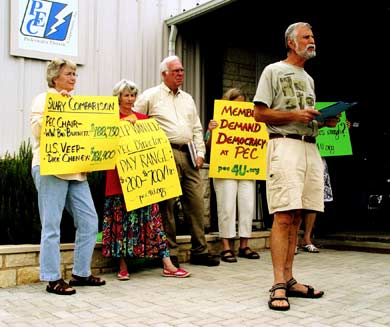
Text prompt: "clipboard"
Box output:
[[316, 101, 358, 122]]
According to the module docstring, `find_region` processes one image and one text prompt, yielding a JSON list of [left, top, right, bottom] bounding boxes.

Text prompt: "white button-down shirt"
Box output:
[[134, 83, 205, 158]]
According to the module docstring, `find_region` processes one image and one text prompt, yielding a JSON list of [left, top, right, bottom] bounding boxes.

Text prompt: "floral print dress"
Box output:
[[102, 196, 169, 259], [323, 158, 333, 202], [101, 110, 169, 259]]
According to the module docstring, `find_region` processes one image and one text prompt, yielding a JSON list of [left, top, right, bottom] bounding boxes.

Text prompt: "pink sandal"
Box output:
[[162, 267, 190, 278], [117, 271, 130, 280]]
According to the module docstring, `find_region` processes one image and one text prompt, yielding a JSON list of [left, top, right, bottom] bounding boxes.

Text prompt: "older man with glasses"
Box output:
[[134, 55, 220, 267]]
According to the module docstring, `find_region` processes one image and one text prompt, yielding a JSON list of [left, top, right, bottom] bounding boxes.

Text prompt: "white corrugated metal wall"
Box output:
[[0, 0, 211, 156]]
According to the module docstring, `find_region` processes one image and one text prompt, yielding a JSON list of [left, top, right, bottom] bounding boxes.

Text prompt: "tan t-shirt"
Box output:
[[253, 61, 319, 137]]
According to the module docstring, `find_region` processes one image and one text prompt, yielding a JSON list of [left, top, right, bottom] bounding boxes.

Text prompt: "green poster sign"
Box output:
[[316, 102, 352, 157]]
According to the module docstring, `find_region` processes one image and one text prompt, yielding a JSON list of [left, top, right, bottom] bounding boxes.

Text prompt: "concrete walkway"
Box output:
[[0, 249, 389, 327]]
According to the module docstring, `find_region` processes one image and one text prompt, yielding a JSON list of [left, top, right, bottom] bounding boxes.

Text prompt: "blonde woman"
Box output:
[[31, 58, 105, 295], [206, 88, 260, 263]]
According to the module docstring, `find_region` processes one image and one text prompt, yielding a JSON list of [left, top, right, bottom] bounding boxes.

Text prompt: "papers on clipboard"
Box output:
[[187, 141, 197, 168], [315, 101, 358, 122]]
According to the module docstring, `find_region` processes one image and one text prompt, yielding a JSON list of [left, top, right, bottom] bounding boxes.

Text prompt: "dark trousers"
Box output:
[[160, 148, 208, 256]]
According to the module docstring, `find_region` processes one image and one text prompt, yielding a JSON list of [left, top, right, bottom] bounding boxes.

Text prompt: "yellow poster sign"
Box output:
[[40, 93, 120, 175], [116, 119, 182, 211], [208, 100, 268, 180]]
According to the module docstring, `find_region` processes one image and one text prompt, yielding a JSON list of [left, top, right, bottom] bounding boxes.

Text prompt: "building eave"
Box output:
[[165, 0, 237, 26]]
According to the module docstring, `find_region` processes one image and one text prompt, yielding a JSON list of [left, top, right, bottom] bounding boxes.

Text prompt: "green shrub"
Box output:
[[0, 141, 40, 244], [0, 141, 105, 245], [0, 141, 190, 245]]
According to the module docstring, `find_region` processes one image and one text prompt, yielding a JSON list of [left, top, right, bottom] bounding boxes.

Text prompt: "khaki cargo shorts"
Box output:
[[266, 138, 324, 214]]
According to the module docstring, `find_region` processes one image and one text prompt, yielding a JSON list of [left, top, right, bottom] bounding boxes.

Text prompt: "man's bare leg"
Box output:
[[270, 210, 297, 309], [303, 211, 316, 246], [288, 213, 323, 296], [284, 210, 301, 280]]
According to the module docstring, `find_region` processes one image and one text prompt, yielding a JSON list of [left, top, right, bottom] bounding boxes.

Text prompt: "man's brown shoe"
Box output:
[[189, 253, 220, 266]]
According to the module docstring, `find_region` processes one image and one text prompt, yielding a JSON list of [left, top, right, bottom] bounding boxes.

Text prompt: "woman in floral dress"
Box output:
[[102, 79, 190, 279]]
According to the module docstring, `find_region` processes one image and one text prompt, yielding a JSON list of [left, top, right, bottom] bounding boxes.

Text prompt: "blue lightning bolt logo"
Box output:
[[21, 0, 73, 41], [44, 1, 72, 41], [47, 5, 69, 37]]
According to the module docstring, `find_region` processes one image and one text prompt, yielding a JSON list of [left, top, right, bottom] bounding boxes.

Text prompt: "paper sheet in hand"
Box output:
[[187, 141, 197, 168], [316, 101, 357, 122]]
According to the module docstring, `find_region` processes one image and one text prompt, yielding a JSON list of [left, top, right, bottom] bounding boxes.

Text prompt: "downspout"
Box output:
[[168, 24, 178, 56]]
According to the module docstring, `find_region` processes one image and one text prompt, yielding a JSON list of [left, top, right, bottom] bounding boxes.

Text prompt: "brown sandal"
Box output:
[[69, 274, 106, 287], [268, 283, 290, 311], [220, 250, 237, 263], [286, 277, 324, 298], [46, 279, 76, 295], [238, 247, 260, 259]]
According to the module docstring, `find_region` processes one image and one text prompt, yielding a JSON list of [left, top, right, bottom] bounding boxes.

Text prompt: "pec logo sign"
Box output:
[[20, 0, 73, 41]]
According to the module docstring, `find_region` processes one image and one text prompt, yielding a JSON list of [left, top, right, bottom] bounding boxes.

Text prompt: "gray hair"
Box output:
[[112, 79, 139, 97], [284, 22, 312, 50], [160, 55, 180, 74], [46, 58, 77, 87], [222, 88, 246, 101]]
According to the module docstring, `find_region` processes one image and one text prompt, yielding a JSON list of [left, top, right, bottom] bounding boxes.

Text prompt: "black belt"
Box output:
[[269, 133, 316, 144], [170, 143, 188, 152]]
